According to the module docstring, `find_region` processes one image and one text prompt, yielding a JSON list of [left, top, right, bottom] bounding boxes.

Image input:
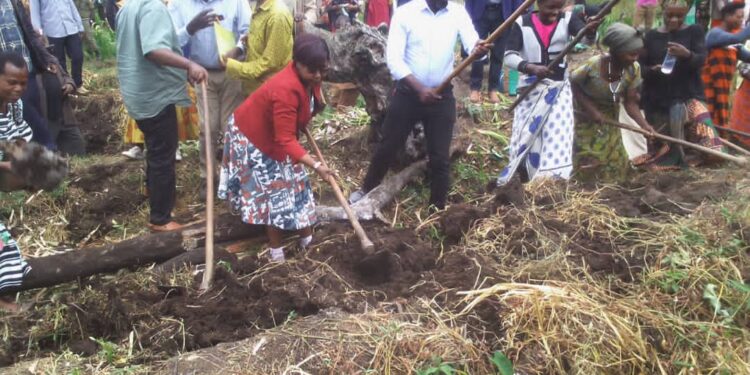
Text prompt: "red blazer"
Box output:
[[235, 63, 325, 163]]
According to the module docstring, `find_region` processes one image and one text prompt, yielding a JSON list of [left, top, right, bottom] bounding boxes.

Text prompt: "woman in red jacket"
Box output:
[[218, 34, 333, 263]]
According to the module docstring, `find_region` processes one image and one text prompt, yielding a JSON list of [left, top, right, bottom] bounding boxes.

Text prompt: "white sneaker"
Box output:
[[121, 146, 144, 160], [175, 148, 182, 161], [348, 189, 365, 205]]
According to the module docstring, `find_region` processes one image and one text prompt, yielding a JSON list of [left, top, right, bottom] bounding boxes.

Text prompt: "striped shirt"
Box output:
[[0, 100, 33, 160], [0, 222, 31, 293]]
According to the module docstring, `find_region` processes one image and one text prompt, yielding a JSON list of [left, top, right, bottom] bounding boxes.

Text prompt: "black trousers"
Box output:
[[48, 34, 84, 87], [22, 71, 52, 148], [135, 105, 178, 225], [363, 83, 456, 209], [41, 72, 85, 156], [469, 5, 508, 92]]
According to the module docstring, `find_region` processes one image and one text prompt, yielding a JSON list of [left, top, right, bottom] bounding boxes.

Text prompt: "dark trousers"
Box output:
[[469, 5, 507, 92], [135, 105, 178, 225], [363, 83, 456, 209], [105, 0, 119, 30], [22, 71, 53, 148], [48, 34, 84, 87], [41, 72, 85, 155]]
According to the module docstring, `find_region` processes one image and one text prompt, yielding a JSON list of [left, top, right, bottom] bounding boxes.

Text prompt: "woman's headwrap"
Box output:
[[602, 22, 644, 54]]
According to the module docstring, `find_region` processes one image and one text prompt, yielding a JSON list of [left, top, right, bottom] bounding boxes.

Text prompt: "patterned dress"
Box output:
[[570, 56, 640, 183], [729, 62, 750, 147], [218, 117, 316, 231], [497, 79, 575, 186], [701, 28, 739, 129]]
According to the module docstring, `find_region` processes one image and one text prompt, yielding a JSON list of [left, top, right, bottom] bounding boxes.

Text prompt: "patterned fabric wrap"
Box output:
[[574, 104, 632, 183], [218, 117, 316, 230], [123, 85, 200, 144], [729, 78, 750, 147], [701, 43, 737, 128], [648, 99, 724, 167], [497, 79, 574, 186], [0, 222, 30, 293]]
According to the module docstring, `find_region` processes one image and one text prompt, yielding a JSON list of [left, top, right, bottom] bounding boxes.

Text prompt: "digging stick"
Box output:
[[720, 137, 750, 157], [434, 0, 536, 94], [303, 128, 375, 253], [575, 111, 750, 165], [200, 82, 216, 291], [714, 124, 750, 139], [508, 0, 621, 112], [294, 0, 304, 35]]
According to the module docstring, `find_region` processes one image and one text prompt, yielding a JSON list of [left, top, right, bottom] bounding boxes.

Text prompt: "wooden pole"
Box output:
[[720, 137, 750, 157], [714, 124, 750, 139], [434, 0, 536, 94], [200, 82, 215, 291], [304, 128, 375, 253], [575, 111, 750, 165], [508, 0, 621, 112]]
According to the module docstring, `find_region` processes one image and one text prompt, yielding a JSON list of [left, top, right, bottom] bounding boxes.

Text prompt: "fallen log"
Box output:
[[2, 215, 264, 294], [316, 160, 427, 222]]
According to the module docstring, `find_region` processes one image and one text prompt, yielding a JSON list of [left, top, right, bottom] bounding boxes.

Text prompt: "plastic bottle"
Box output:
[[509, 69, 519, 96], [661, 53, 677, 75]]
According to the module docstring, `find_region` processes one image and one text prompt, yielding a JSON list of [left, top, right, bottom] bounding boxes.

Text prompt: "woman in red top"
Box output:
[[218, 34, 333, 263], [365, 0, 391, 28]]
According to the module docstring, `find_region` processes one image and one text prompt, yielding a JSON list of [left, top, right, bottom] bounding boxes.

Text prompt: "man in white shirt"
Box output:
[[351, 0, 489, 210], [168, 0, 251, 196], [29, 0, 85, 90]]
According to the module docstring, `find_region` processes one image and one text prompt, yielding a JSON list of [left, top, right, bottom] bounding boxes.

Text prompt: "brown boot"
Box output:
[[469, 90, 481, 103], [488, 90, 501, 104]]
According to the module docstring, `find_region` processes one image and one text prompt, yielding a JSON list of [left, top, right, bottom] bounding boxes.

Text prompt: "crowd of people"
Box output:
[[3, 0, 750, 310]]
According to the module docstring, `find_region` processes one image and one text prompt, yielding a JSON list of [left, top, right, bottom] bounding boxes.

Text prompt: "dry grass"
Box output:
[[154, 306, 495, 375], [456, 175, 750, 374]]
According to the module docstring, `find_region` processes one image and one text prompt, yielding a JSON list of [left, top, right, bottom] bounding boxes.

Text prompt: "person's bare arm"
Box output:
[[623, 88, 655, 135], [145, 49, 208, 84]]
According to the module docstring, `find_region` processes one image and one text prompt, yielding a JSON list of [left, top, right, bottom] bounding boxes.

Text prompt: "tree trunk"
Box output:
[[303, 22, 393, 140], [2, 215, 264, 294]]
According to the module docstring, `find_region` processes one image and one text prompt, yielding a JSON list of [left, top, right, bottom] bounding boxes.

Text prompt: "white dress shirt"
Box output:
[[169, 0, 251, 70], [387, 0, 479, 88]]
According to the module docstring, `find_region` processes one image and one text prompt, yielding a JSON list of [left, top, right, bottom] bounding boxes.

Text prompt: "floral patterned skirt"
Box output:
[[645, 99, 725, 169], [218, 117, 316, 230]]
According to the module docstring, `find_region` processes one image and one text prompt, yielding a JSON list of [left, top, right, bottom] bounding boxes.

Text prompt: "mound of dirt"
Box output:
[[66, 162, 146, 243], [599, 172, 733, 217], [0, 224, 455, 365], [71, 92, 124, 154]]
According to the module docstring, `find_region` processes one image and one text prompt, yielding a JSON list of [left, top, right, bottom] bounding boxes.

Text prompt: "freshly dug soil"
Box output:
[[71, 92, 124, 155], [599, 172, 733, 217], [0, 224, 455, 365], [66, 162, 146, 243]]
